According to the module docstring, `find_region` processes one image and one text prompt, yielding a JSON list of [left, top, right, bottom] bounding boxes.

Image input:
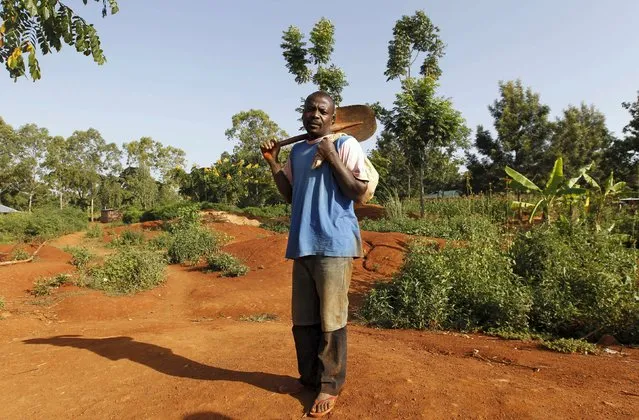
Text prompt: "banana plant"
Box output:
[[583, 170, 626, 227], [505, 157, 586, 224]]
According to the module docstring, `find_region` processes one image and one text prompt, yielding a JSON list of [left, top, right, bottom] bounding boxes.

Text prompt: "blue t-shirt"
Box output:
[[285, 135, 363, 259]]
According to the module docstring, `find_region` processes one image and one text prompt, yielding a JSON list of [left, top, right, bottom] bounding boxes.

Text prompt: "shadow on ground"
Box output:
[[23, 335, 315, 412]]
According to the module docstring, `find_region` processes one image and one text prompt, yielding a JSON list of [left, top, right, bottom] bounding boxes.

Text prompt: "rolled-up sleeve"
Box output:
[[339, 137, 369, 182]]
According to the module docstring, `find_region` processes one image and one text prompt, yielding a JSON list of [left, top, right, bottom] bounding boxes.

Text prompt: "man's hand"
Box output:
[[260, 139, 281, 164], [312, 137, 338, 169]]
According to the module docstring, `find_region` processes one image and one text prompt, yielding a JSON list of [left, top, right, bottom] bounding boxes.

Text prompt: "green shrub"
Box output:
[[11, 247, 30, 261], [206, 252, 249, 277], [109, 230, 145, 248], [0, 207, 87, 241], [88, 248, 166, 294], [167, 227, 226, 265], [241, 204, 289, 219], [541, 338, 599, 354], [148, 232, 173, 251], [63, 246, 94, 270], [31, 274, 72, 296], [85, 224, 103, 239], [403, 195, 510, 222], [122, 208, 144, 224], [360, 214, 501, 242], [260, 220, 289, 233], [361, 240, 531, 332], [511, 223, 639, 342], [239, 313, 278, 322]]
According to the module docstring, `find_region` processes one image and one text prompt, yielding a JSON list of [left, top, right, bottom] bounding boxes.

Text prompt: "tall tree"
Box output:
[[384, 10, 445, 81], [488, 80, 553, 179], [12, 123, 49, 211], [0, 117, 17, 202], [549, 103, 613, 179], [465, 125, 506, 193], [281, 17, 348, 105], [0, 0, 119, 81], [46, 128, 121, 218], [373, 10, 467, 212], [388, 76, 469, 215], [603, 91, 639, 188], [123, 137, 186, 182], [224, 109, 288, 162]]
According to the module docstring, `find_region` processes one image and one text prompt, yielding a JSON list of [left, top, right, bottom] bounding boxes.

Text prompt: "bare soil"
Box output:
[[1, 210, 637, 419]]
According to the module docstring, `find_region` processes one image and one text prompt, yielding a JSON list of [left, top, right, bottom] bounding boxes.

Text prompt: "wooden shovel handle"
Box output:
[[277, 121, 364, 147]]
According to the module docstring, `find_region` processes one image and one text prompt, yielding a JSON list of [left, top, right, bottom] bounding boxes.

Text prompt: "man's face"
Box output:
[[302, 95, 335, 139]]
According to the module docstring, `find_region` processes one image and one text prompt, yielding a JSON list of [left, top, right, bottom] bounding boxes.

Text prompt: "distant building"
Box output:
[[425, 190, 462, 199], [0, 204, 18, 214]]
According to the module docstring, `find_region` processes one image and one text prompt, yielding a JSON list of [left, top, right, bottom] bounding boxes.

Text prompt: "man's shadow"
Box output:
[[23, 335, 314, 411]]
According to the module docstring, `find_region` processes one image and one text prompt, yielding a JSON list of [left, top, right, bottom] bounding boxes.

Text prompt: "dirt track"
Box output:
[[0, 217, 638, 419]]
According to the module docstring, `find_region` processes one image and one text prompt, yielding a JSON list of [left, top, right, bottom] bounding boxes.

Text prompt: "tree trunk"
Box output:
[[59, 192, 63, 209], [90, 197, 94, 222], [419, 161, 425, 218], [28, 193, 33, 213]]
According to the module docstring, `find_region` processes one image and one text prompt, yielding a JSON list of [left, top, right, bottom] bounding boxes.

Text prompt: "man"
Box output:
[[260, 91, 368, 417]]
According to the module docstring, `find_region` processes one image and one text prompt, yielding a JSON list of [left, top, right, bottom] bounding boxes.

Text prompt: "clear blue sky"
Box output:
[[2, 0, 638, 167]]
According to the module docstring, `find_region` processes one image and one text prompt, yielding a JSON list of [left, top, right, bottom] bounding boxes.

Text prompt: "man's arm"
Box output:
[[260, 140, 293, 204], [317, 138, 367, 202]]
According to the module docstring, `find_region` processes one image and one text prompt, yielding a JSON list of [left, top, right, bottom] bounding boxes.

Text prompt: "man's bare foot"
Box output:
[[277, 380, 306, 394], [309, 392, 337, 418]]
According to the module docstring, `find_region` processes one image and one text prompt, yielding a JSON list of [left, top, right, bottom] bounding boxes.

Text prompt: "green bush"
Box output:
[[88, 248, 166, 294], [122, 207, 144, 224], [31, 274, 72, 297], [85, 224, 103, 239], [109, 230, 145, 248], [511, 223, 639, 342], [148, 232, 173, 251], [167, 226, 226, 265], [541, 338, 599, 354], [360, 213, 501, 242], [206, 252, 249, 277], [241, 204, 289, 219], [0, 207, 87, 241], [260, 220, 289, 233], [361, 240, 531, 332], [11, 247, 30, 261], [63, 246, 94, 270]]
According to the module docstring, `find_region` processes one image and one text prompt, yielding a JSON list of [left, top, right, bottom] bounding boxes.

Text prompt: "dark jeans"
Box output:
[[292, 325, 347, 396]]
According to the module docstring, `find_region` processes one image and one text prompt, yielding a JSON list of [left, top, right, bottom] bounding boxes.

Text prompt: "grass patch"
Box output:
[[206, 252, 249, 277], [87, 247, 166, 294], [540, 338, 599, 354], [85, 224, 103, 239], [239, 313, 278, 322], [10, 247, 30, 261], [108, 230, 145, 248], [63, 246, 94, 270], [31, 274, 72, 297]]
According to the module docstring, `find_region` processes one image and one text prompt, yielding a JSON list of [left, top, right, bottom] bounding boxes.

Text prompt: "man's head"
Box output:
[[302, 91, 336, 139]]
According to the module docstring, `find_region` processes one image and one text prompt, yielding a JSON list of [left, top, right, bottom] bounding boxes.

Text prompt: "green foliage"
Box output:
[[506, 157, 587, 223], [384, 10, 445, 81], [541, 338, 599, 355], [85, 224, 102, 239], [511, 223, 639, 342], [108, 230, 145, 248], [280, 17, 348, 105], [87, 247, 165, 294], [206, 252, 249, 277], [31, 273, 71, 296], [260, 220, 289, 233], [1, 0, 118, 81], [63, 246, 93, 270], [122, 207, 144, 224], [140, 201, 195, 222], [167, 226, 225, 266], [0, 207, 87, 241], [0, 296, 4, 310], [10, 246, 30, 260], [163, 205, 229, 265], [361, 241, 531, 332], [360, 213, 501, 242]]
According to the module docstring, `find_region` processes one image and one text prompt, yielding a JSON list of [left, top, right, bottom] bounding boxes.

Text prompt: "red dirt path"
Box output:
[[0, 219, 637, 419]]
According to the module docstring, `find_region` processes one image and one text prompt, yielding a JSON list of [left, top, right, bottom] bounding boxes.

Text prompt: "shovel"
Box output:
[[277, 105, 377, 147]]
